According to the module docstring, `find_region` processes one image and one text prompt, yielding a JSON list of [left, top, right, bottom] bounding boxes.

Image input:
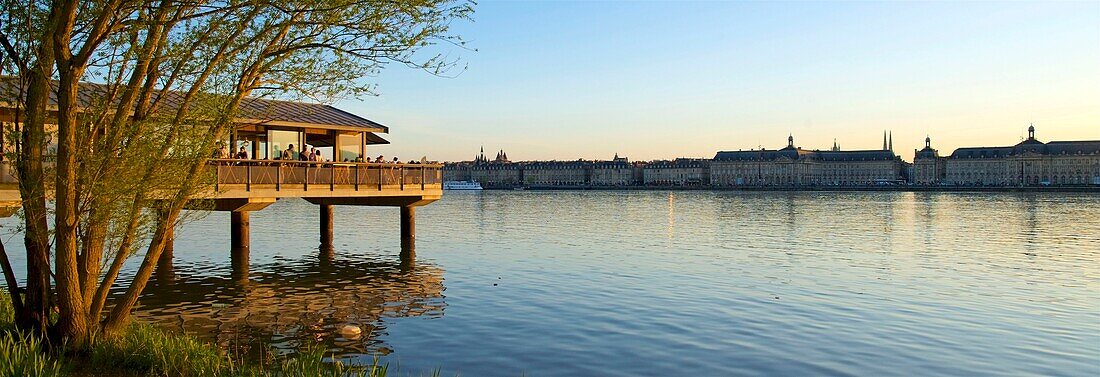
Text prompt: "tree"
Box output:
[[0, 0, 472, 348]]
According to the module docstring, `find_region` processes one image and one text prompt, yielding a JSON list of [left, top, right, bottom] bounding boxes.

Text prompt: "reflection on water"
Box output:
[[136, 239, 442, 359], [3, 191, 1099, 376]]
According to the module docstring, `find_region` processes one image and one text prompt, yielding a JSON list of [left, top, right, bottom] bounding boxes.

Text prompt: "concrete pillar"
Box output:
[[320, 204, 334, 248], [400, 206, 415, 240], [230, 211, 249, 280], [400, 237, 416, 272]]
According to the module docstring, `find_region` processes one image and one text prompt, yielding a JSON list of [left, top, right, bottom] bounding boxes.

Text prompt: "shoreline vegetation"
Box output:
[[0, 292, 415, 377]]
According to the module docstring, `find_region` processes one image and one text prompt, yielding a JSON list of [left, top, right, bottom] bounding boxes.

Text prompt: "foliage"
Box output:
[[0, 293, 63, 377], [0, 0, 474, 347], [87, 323, 231, 376], [1, 292, 455, 377], [0, 331, 64, 377]]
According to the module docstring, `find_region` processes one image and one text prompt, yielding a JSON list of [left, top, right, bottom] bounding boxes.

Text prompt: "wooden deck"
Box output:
[[0, 160, 444, 215]]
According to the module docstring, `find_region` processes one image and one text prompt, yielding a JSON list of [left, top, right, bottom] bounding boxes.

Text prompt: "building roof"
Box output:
[[949, 147, 1014, 159], [524, 161, 591, 169], [949, 140, 1100, 158], [713, 149, 814, 161], [0, 76, 388, 133], [644, 158, 710, 168], [714, 148, 897, 162], [915, 147, 939, 159], [1046, 140, 1100, 155], [815, 150, 898, 162]]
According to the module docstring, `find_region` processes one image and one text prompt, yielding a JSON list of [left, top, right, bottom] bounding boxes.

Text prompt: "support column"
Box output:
[[400, 237, 416, 273], [320, 204, 334, 248], [230, 211, 250, 280], [400, 206, 415, 240]]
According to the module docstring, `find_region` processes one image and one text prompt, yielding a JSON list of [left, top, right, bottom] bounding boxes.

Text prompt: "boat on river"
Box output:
[[443, 180, 483, 190]]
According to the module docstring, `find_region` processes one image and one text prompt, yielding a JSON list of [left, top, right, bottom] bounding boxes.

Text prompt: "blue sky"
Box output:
[[345, 0, 1099, 162]]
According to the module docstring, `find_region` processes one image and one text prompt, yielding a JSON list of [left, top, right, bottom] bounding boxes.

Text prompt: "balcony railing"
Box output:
[[210, 159, 443, 193]]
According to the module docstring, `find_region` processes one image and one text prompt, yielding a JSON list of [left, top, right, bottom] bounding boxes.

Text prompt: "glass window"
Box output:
[[269, 130, 301, 160], [337, 133, 363, 162]]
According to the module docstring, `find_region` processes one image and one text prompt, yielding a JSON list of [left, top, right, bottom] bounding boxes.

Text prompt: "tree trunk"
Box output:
[[17, 68, 55, 335], [53, 67, 91, 349], [0, 239, 23, 315], [100, 207, 179, 335]]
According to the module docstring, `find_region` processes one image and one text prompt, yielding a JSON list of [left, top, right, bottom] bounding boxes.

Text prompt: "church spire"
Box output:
[[883, 130, 887, 151], [888, 131, 893, 151]]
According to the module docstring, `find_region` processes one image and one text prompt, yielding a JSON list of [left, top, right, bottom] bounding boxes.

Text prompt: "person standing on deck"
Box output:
[[299, 146, 311, 161], [281, 144, 295, 160]]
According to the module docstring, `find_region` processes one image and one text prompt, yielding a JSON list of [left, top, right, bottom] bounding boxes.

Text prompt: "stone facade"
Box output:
[[912, 136, 946, 185], [712, 135, 907, 187], [444, 152, 634, 188], [523, 161, 589, 186], [942, 126, 1100, 186], [589, 160, 634, 186], [445, 127, 1099, 189], [643, 159, 710, 186]]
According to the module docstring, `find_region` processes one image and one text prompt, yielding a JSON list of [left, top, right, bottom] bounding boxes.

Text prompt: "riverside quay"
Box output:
[[444, 126, 1100, 188], [0, 80, 442, 272]]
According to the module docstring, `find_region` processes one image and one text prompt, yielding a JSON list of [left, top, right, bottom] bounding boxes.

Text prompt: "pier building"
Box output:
[[0, 81, 442, 272]]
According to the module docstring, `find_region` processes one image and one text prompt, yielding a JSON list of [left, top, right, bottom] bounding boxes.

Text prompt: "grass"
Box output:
[[0, 330, 65, 377], [0, 291, 428, 377]]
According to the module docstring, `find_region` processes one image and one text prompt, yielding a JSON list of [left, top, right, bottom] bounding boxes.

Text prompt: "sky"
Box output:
[[342, 0, 1099, 162]]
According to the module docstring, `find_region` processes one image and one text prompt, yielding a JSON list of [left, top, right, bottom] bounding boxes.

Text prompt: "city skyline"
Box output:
[[337, 1, 1098, 162], [441, 125, 1083, 163]]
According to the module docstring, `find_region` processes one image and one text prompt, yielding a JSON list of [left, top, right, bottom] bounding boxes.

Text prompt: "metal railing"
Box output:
[[210, 159, 443, 192]]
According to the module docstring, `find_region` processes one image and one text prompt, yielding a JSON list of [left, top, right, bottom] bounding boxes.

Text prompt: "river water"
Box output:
[[2, 191, 1099, 376]]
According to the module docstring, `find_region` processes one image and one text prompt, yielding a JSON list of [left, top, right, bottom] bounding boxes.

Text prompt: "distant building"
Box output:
[[590, 159, 633, 186], [446, 127, 1099, 189], [712, 133, 907, 187], [943, 125, 1100, 186], [523, 161, 588, 187], [444, 150, 635, 188], [912, 136, 946, 185], [643, 158, 710, 186], [711, 135, 817, 186]]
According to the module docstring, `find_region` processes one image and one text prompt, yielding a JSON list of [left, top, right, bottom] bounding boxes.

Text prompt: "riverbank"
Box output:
[[0, 292, 396, 377]]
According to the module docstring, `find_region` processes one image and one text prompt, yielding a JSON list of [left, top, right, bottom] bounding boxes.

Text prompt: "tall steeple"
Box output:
[[883, 130, 887, 151], [888, 131, 893, 151]]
